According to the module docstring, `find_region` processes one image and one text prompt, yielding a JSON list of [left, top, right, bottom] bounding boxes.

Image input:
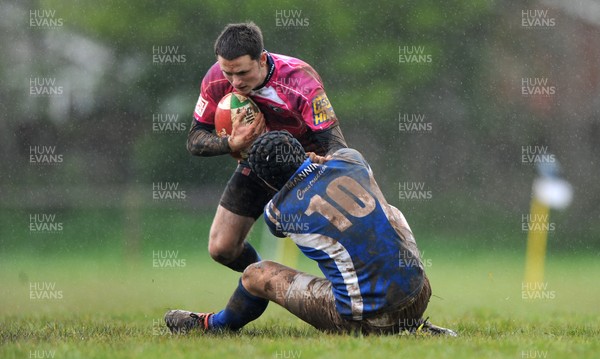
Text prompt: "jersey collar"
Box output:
[[252, 51, 275, 91]]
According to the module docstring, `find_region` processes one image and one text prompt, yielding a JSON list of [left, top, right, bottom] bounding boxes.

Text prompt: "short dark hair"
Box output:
[[248, 131, 307, 190], [214, 22, 264, 61]]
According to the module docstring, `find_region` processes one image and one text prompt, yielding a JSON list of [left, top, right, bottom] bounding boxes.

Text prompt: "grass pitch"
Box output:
[[1, 248, 599, 359], [1, 209, 598, 358]]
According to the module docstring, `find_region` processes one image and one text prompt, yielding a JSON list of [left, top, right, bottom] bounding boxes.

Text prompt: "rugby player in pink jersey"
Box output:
[[186, 22, 347, 275]]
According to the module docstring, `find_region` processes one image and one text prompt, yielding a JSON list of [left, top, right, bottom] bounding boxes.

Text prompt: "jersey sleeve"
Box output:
[[193, 85, 217, 125], [264, 199, 286, 238], [289, 62, 338, 132], [193, 64, 226, 125], [301, 88, 338, 132]]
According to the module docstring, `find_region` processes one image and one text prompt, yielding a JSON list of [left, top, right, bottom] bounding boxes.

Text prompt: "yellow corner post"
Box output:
[[278, 237, 299, 268], [524, 197, 550, 285]]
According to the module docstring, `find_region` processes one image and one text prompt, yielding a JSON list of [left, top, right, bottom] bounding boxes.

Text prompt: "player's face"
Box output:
[[218, 53, 268, 95]]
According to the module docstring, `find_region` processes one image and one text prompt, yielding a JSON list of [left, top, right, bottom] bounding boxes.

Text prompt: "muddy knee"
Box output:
[[242, 261, 301, 301], [242, 261, 271, 285], [242, 261, 276, 296]]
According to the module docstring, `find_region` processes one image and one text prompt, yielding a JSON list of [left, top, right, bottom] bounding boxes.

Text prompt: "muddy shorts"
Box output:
[[219, 161, 277, 219], [284, 273, 432, 334]]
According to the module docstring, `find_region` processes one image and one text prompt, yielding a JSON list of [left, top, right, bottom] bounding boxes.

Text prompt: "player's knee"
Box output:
[[241, 261, 272, 296], [208, 224, 243, 261], [207, 239, 238, 264], [242, 260, 268, 281]]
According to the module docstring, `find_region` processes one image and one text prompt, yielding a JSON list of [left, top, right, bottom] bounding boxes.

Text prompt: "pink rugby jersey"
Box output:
[[193, 52, 339, 152]]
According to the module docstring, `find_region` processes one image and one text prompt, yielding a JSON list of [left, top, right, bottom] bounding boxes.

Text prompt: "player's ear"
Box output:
[[260, 52, 267, 66]]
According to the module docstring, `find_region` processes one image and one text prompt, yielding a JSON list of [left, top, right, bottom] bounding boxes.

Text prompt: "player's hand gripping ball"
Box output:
[[215, 92, 261, 160]]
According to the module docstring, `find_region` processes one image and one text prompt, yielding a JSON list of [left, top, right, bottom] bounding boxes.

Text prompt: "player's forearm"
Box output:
[[314, 125, 348, 155], [187, 121, 231, 157]]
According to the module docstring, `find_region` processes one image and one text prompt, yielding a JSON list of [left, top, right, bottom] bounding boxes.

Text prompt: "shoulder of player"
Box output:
[[330, 148, 368, 166], [271, 52, 310, 67], [271, 53, 322, 84], [201, 62, 231, 99], [202, 62, 229, 85]]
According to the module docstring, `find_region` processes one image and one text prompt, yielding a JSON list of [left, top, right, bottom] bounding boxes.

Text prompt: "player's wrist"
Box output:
[[227, 135, 246, 153], [223, 135, 233, 153]]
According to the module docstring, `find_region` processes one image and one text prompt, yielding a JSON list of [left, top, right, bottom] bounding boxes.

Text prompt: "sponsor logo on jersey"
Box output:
[[195, 95, 208, 117], [312, 93, 335, 126]]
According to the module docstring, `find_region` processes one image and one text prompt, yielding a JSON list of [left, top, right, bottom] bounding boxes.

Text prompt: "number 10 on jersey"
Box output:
[[304, 176, 375, 232]]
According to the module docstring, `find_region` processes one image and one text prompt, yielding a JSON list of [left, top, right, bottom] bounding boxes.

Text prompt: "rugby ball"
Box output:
[[215, 92, 261, 160]]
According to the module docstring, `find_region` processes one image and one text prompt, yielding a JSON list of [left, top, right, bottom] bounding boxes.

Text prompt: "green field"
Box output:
[[1, 210, 599, 358]]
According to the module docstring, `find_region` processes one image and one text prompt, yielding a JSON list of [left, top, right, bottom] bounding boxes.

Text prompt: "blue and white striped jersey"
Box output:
[[264, 148, 425, 320]]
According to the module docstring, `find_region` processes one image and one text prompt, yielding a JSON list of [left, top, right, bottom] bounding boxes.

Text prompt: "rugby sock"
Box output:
[[225, 242, 261, 272], [208, 278, 268, 330]]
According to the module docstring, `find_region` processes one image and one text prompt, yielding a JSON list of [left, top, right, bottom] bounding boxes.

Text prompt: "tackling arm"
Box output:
[[312, 124, 348, 155]]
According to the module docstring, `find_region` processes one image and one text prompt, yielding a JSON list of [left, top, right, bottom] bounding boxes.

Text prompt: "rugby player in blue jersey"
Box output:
[[165, 131, 456, 336]]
